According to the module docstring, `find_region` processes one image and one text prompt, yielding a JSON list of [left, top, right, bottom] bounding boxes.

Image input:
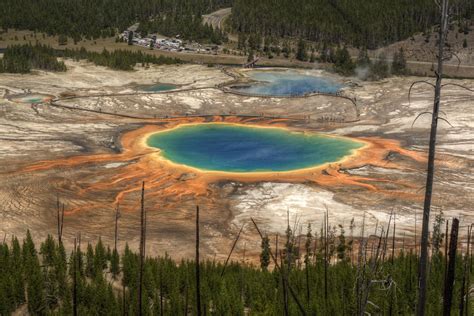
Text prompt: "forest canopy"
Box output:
[[231, 0, 473, 48], [0, 0, 232, 41], [0, 0, 472, 47]]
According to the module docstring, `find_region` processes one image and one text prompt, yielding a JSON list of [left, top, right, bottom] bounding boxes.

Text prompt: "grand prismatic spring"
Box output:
[[147, 124, 364, 172]]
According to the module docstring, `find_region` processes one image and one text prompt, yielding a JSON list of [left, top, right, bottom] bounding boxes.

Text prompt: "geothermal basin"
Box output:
[[146, 123, 364, 173], [230, 70, 343, 96]]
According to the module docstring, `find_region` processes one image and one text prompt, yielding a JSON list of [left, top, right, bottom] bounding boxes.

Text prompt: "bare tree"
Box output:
[[73, 237, 77, 316], [221, 224, 244, 277], [459, 224, 472, 316], [137, 182, 146, 316], [114, 203, 120, 252], [443, 218, 459, 316], [416, 0, 449, 314], [195, 205, 202, 316], [56, 195, 65, 244]]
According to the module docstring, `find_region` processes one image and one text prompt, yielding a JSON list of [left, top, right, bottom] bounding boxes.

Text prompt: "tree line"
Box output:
[[0, 210, 471, 315], [59, 47, 181, 71], [0, 44, 66, 74], [0, 44, 181, 73], [231, 0, 473, 49]]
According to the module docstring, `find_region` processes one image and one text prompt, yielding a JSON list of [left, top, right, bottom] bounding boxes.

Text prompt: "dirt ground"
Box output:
[[0, 61, 472, 262]]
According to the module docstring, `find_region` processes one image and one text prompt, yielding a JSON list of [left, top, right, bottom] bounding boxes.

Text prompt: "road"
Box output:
[[202, 8, 232, 30]]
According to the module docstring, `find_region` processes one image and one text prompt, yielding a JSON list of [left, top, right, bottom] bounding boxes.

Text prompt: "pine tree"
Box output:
[[260, 235, 270, 270], [369, 54, 390, 80], [336, 225, 348, 262], [296, 38, 308, 61], [86, 243, 95, 278], [357, 48, 371, 67], [11, 237, 25, 306], [58, 34, 68, 45], [23, 232, 46, 315], [111, 248, 120, 278], [334, 46, 355, 75], [247, 50, 255, 63], [431, 211, 445, 255], [392, 47, 407, 75]]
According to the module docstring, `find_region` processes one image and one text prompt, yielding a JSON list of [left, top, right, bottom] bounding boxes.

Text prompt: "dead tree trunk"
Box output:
[[416, 1, 450, 315], [280, 250, 289, 316], [73, 237, 77, 316], [324, 208, 329, 308], [444, 219, 449, 289], [391, 213, 396, 264], [442, 218, 459, 316], [138, 182, 145, 316], [57, 197, 64, 244], [275, 233, 279, 264], [459, 224, 472, 316], [195, 205, 202, 316], [114, 204, 120, 252], [220, 224, 244, 277]]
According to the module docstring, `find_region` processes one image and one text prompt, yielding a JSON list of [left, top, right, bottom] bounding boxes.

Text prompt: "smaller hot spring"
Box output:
[[7, 93, 54, 104], [230, 70, 343, 97], [137, 83, 178, 92]]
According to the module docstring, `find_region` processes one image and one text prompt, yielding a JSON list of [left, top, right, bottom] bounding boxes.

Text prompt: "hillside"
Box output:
[[230, 0, 473, 49]]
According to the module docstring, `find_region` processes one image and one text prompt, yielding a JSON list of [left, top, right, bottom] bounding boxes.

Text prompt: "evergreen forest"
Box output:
[[231, 0, 473, 48], [0, 0, 232, 42], [0, 44, 180, 73], [0, 212, 471, 315], [1, 0, 472, 47]]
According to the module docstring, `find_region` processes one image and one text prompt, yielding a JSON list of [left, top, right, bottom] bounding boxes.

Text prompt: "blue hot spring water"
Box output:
[[138, 83, 177, 92], [147, 124, 364, 173], [232, 70, 343, 96]]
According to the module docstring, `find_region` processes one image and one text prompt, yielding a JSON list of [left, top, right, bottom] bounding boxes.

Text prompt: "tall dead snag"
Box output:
[[444, 219, 449, 285], [459, 224, 472, 316], [416, 0, 450, 314], [195, 206, 202, 316], [389, 213, 396, 316], [304, 223, 313, 307], [442, 218, 459, 316], [56, 196, 64, 244], [355, 213, 366, 315], [138, 182, 146, 316], [114, 204, 120, 252], [391, 213, 396, 264], [324, 208, 329, 308], [278, 249, 289, 316], [221, 224, 244, 277], [72, 237, 77, 316]]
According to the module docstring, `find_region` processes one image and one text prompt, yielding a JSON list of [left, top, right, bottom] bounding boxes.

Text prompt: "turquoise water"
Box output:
[[9, 94, 52, 104], [138, 83, 177, 92], [231, 70, 342, 96], [147, 124, 363, 172]]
